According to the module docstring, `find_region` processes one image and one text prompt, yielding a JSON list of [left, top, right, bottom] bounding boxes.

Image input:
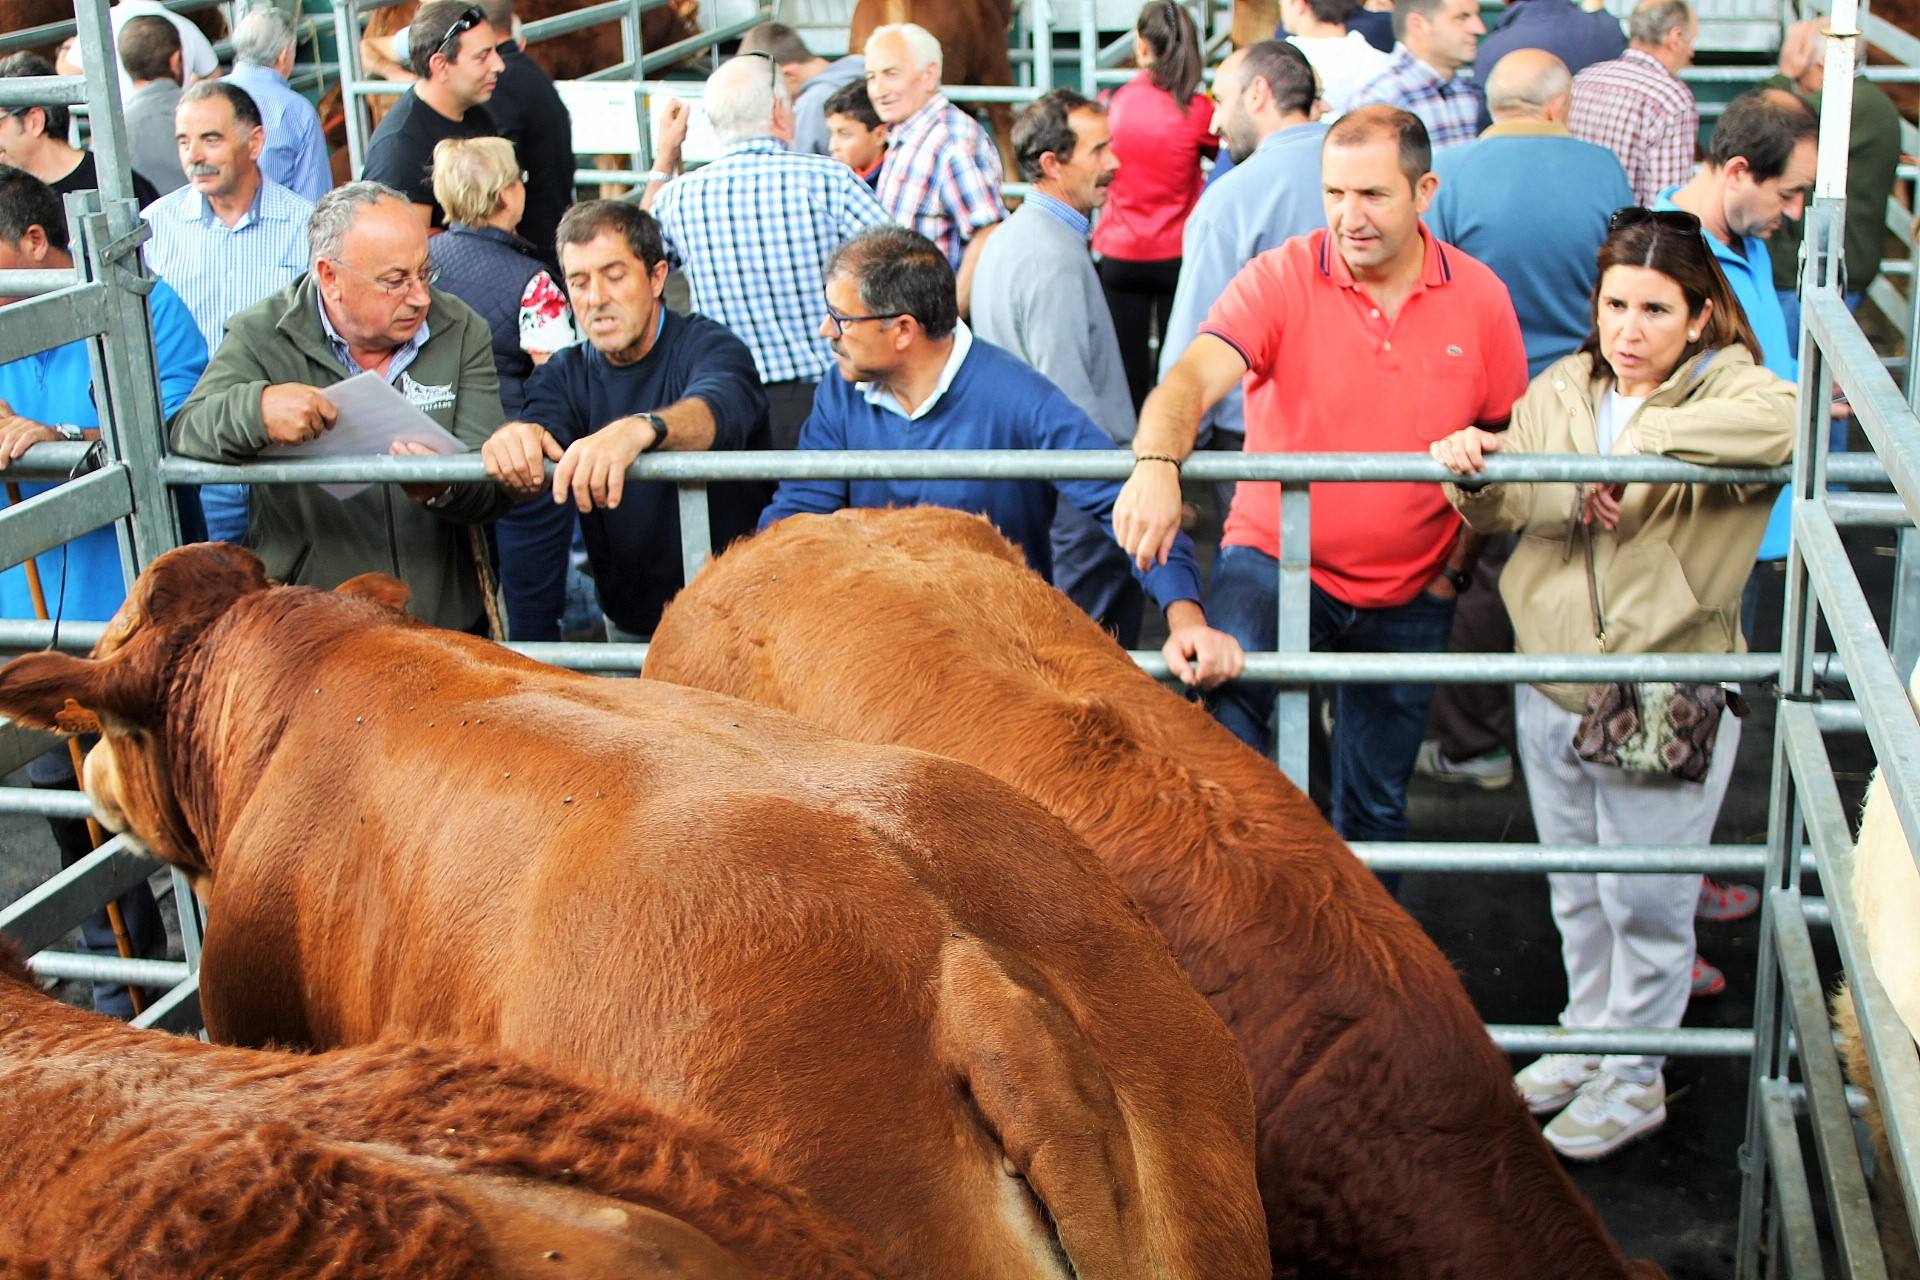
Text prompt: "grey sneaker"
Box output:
[[1414, 739, 1514, 789], [1543, 1072, 1667, 1161], [1513, 1053, 1602, 1115]]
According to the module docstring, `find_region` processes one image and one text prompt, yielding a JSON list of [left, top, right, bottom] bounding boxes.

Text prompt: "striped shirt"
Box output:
[[651, 137, 893, 384], [1568, 49, 1698, 205], [1350, 46, 1481, 149], [225, 61, 335, 203], [142, 177, 315, 357], [875, 95, 1007, 269]]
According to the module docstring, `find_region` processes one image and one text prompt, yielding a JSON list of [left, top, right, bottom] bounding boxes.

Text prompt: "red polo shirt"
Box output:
[[1199, 225, 1528, 608]]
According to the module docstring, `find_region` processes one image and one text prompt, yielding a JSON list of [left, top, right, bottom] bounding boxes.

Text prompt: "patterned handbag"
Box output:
[[1566, 493, 1731, 784]]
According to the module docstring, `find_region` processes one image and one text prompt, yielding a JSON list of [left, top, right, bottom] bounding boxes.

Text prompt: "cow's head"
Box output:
[[0, 543, 323, 876]]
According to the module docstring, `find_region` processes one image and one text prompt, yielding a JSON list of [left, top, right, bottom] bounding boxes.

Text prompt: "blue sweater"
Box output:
[[521, 308, 771, 634], [764, 336, 1204, 609]]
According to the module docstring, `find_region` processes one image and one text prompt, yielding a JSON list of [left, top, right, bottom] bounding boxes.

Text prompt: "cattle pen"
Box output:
[[1, 0, 1919, 1273]]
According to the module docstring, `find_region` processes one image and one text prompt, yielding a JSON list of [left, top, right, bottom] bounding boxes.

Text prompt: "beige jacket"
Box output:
[[1446, 346, 1796, 711]]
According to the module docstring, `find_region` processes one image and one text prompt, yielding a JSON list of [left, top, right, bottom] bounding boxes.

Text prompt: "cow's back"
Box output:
[[191, 619, 1266, 1279], [644, 507, 1656, 1280]]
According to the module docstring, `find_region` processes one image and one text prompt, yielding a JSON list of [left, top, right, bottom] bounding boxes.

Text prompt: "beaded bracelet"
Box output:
[[1133, 453, 1183, 472]]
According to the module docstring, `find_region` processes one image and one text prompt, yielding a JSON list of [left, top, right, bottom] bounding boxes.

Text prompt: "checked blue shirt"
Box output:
[[651, 137, 893, 384], [1351, 46, 1481, 149]]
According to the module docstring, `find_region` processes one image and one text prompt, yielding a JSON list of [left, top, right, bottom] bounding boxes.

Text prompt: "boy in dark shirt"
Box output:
[[481, 201, 770, 642]]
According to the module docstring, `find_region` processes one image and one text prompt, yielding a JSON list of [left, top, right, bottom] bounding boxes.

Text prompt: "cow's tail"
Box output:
[[932, 936, 1157, 1280]]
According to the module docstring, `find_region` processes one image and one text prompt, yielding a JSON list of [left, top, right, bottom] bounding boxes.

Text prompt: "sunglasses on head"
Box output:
[[1608, 206, 1702, 234], [435, 4, 486, 62], [738, 48, 780, 94]]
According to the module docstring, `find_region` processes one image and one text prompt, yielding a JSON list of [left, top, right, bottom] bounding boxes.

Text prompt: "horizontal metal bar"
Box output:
[[1353, 842, 1788, 875], [0, 75, 87, 108], [1813, 700, 1866, 733], [1829, 492, 1915, 525], [1771, 883, 1890, 1275], [0, 440, 105, 482], [1761, 1076, 1828, 1280], [1222, 650, 1782, 683], [1488, 1024, 1753, 1055], [1808, 288, 1920, 525], [0, 465, 133, 576], [0, 283, 109, 366], [129, 970, 200, 1033], [0, 834, 165, 957], [0, 269, 79, 298], [0, 787, 103, 819], [1864, 12, 1920, 68], [159, 449, 1809, 487], [27, 951, 189, 987]]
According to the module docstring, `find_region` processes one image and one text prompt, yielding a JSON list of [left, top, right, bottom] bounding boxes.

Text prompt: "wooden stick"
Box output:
[[6, 479, 144, 1015]]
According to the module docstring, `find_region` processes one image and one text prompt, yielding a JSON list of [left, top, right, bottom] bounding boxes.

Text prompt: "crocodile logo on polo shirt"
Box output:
[[399, 373, 456, 414], [1446, 344, 1464, 357]]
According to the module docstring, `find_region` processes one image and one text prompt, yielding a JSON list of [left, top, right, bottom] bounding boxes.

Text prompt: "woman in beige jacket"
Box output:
[[1431, 209, 1795, 1162]]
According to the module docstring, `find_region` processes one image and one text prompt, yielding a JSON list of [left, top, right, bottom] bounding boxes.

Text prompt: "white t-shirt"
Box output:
[[1595, 387, 1648, 457], [72, 1, 222, 104], [1286, 31, 1393, 117]]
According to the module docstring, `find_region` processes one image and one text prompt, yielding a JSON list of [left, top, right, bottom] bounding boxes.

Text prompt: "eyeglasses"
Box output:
[[434, 4, 486, 63], [1608, 206, 1702, 235], [824, 302, 905, 337], [329, 259, 442, 295]]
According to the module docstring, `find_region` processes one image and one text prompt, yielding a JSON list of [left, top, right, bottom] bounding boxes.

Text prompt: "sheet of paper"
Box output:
[[261, 371, 466, 500]]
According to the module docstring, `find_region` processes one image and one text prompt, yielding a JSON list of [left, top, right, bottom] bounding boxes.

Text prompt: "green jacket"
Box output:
[[171, 274, 510, 631], [1763, 71, 1904, 294]]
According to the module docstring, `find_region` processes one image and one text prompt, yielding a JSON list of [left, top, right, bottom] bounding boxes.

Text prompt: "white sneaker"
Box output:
[[1512, 1053, 1602, 1115], [1542, 1072, 1667, 1161]]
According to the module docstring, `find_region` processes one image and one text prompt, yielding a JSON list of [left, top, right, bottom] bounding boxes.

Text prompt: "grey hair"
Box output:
[[232, 5, 298, 66], [308, 180, 408, 264], [1627, 0, 1692, 46], [865, 22, 942, 73], [704, 54, 793, 145]]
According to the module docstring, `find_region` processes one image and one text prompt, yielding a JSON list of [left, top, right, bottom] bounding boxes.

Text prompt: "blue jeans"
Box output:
[[1206, 545, 1454, 852]]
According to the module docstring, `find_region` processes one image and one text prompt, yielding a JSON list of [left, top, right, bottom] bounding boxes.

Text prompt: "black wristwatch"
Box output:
[[1440, 567, 1472, 593], [637, 412, 669, 453]]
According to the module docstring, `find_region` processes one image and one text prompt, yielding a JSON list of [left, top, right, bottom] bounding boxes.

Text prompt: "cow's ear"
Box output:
[[335, 573, 411, 614], [101, 543, 269, 657], [0, 652, 107, 733]]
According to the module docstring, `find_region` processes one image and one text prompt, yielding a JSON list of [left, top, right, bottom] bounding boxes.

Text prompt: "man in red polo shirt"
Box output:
[[1114, 104, 1527, 864]]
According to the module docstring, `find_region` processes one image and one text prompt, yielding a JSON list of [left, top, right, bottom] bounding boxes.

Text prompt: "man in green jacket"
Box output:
[[171, 180, 510, 632]]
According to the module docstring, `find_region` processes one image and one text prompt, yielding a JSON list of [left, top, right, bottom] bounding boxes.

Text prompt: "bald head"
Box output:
[[1485, 48, 1572, 122]]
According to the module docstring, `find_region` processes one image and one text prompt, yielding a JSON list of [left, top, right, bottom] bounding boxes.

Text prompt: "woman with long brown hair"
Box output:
[[1431, 208, 1794, 1162], [1092, 0, 1215, 409]]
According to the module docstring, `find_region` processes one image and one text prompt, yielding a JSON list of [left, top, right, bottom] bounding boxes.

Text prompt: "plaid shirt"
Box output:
[[652, 138, 893, 383], [1568, 49, 1698, 205], [1350, 46, 1480, 149], [876, 94, 1007, 269]]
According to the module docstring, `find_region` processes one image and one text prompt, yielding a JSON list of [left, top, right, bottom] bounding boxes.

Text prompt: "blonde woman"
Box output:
[[429, 135, 574, 418]]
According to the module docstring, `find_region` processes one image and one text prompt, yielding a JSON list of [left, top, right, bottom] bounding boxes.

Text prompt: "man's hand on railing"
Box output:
[[551, 415, 655, 513], [388, 439, 450, 505], [1113, 456, 1183, 571], [482, 420, 564, 498], [260, 384, 338, 446], [1429, 425, 1505, 476], [0, 400, 61, 470], [1162, 600, 1244, 690]]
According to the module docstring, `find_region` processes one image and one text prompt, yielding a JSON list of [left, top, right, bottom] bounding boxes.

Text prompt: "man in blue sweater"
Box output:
[[482, 201, 770, 642], [764, 226, 1243, 688]]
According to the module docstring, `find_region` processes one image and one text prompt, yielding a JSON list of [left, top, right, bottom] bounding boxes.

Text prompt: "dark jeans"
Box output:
[[1427, 533, 1514, 760], [495, 496, 578, 642], [1096, 255, 1181, 411], [1206, 544, 1454, 859], [765, 379, 821, 452], [26, 745, 165, 1018]]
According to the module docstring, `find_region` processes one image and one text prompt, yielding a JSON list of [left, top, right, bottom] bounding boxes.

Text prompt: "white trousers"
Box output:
[[1515, 683, 1742, 1082]]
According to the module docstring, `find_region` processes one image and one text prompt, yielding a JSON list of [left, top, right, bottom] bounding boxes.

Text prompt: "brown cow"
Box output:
[[643, 507, 1672, 1280], [0, 542, 1271, 1280], [848, 0, 1016, 173], [0, 941, 878, 1280]]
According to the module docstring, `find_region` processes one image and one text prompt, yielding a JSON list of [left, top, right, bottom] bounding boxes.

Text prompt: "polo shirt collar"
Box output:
[[860, 318, 972, 420], [1482, 118, 1571, 139], [1025, 190, 1090, 239], [1317, 222, 1452, 292], [889, 93, 951, 150]]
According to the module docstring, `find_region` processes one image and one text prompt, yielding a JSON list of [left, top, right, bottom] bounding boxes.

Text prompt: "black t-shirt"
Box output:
[[486, 42, 572, 273], [362, 90, 495, 229], [53, 150, 160, 211]]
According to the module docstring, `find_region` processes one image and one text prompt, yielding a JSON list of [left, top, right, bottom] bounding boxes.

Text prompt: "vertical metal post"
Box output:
[[1741, 2, 1857, 1267], [677, 483, 711, 584], [1274, 483, 1311, 786], [334, 0, 369, 179], [627, 0, 652, 174], [1030, 0, 1054, 94], [1079, 0, 1097, 94]]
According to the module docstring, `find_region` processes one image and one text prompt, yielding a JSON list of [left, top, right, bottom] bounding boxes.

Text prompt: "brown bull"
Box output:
[[0, 542, 1270, 1280], [849, 0, 1016, 171], [643, 506, 1671, 1280], [0, 942, 876, 1280]]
